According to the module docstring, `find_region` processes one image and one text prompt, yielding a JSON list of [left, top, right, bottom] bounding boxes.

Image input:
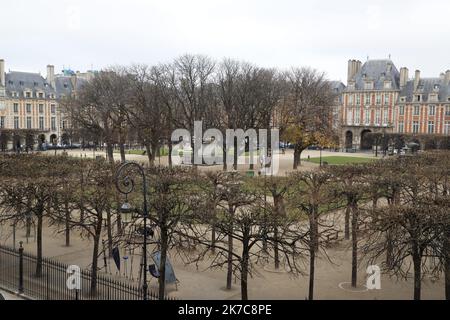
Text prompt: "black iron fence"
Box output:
[[0, 243, 168, 300]]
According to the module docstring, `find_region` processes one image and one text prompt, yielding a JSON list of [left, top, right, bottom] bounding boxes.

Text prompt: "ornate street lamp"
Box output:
[[115, 161, 151, 300], [119, 199, 133, 224]]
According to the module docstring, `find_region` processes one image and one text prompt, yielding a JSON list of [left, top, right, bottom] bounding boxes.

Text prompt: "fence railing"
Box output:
[[0, 243, 169, 300]]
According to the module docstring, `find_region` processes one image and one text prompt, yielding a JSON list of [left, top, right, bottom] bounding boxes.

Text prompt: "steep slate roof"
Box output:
[[399, 77, 450, 103], [5, 71, 55, 97], [329, 80, 346, 93], [55, 76, 87, 99], [4, 71, 86, 99], [351, 59, 400, 90]]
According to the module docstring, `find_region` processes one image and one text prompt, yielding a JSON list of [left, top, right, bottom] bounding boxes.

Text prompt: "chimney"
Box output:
[[347, 59, 354, 83], [0, 59, 5, 87], [347, 59, 362, 83], [414, 70, 420, 90], [355, 60, 362, 75], [445, 70, 450, 85], [46, 65, 55, 88], [400, 67, 409, 88]]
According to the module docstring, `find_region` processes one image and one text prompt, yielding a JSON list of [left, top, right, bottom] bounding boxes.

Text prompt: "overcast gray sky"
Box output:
[[2, 0, 449, 81]]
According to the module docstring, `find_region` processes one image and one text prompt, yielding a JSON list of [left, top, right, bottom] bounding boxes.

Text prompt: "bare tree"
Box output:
[[278, 68, 335, 169]]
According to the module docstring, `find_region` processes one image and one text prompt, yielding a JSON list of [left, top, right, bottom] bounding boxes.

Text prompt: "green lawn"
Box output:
[[114, 148, 169, 156], [305, 156, 376, 165]]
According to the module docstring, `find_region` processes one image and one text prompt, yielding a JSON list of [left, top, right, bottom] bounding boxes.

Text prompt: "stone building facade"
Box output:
[[0, 59, 89, 149], [340, 58, 450, 150]]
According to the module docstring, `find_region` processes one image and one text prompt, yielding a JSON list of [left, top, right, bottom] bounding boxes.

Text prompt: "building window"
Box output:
[[428, 121, 434, 134], [25, 92, 31, 98], [365, 108, 370, 124], [62, 120, 67, 130], [398, 121, 404, 133], [39, 117, 44, 130], [415, 95, 421, 102], [13, 103, 19, 113], [412, 121, 419, 134], [399, 105, 405, 115], [445, 105, 450, 116], [0, 116, 4, 128], [429, 105, 435, 116], [365, 94, 370, 105], [346, 108, 353, 125], [26, 103, 31, 113], [376, 93, 381, 105], [355, 108, 360, 125], [38, 92, 44, 98], [14, 117, 19, 129], [375, 109, 380, 124], [384, 94, 390, 105], [39, 104, 44, 113], [51, 117, 56, 131], [413, 105, 420, 116], [445, 121, 450, 135], [26, 117, 32, 129], [356, 94, 361, 105], [348, 94, 354, 106], [51, 104, 56, 114], [383, 108, 388, 125]]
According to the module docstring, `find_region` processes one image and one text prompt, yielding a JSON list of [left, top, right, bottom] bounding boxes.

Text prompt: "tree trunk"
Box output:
[[241, 242, 249, 300], [35, 212, 43, 277], [344, 205, 350, 240], [119, 143, 126, 162], [226, 208, 234, 290], [412, 250, 422, 300], [106, 142, 114, 164], [145, 142, 153, 166], [158, 228, 168, 300], [351, 201, 358, 287], [445, 224, 450, 300], [65, 198, 70, 246], [293, 145, 301, 169], [106, 206, 113, 257], [90, 217, 103, 295], [274, 227, 280, 270], [26, 216, 31, 238], [308, 242, 315, 300], [168, 140, 173, 167], [308, 209, 317, 299]]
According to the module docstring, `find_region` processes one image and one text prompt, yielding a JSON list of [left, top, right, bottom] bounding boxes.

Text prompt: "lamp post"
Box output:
[[115, 161, 150, 300]]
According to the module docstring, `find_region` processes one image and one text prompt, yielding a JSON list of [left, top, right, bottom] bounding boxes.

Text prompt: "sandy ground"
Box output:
[[0, 216, 445, 300], [2, 149, 444, 300]]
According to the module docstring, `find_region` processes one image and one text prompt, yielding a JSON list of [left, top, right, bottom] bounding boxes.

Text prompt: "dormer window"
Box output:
[[400, 97, 406, 102], [19, 81, 24, 86], [25, 91, 31, 98], [415, 95, 421, 102], [434, 84, 440, 90], [38, 92, 44, 99], [384, 81, 392, 89], [429, 94, 438, 102], [364, 81, 373, 90]]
